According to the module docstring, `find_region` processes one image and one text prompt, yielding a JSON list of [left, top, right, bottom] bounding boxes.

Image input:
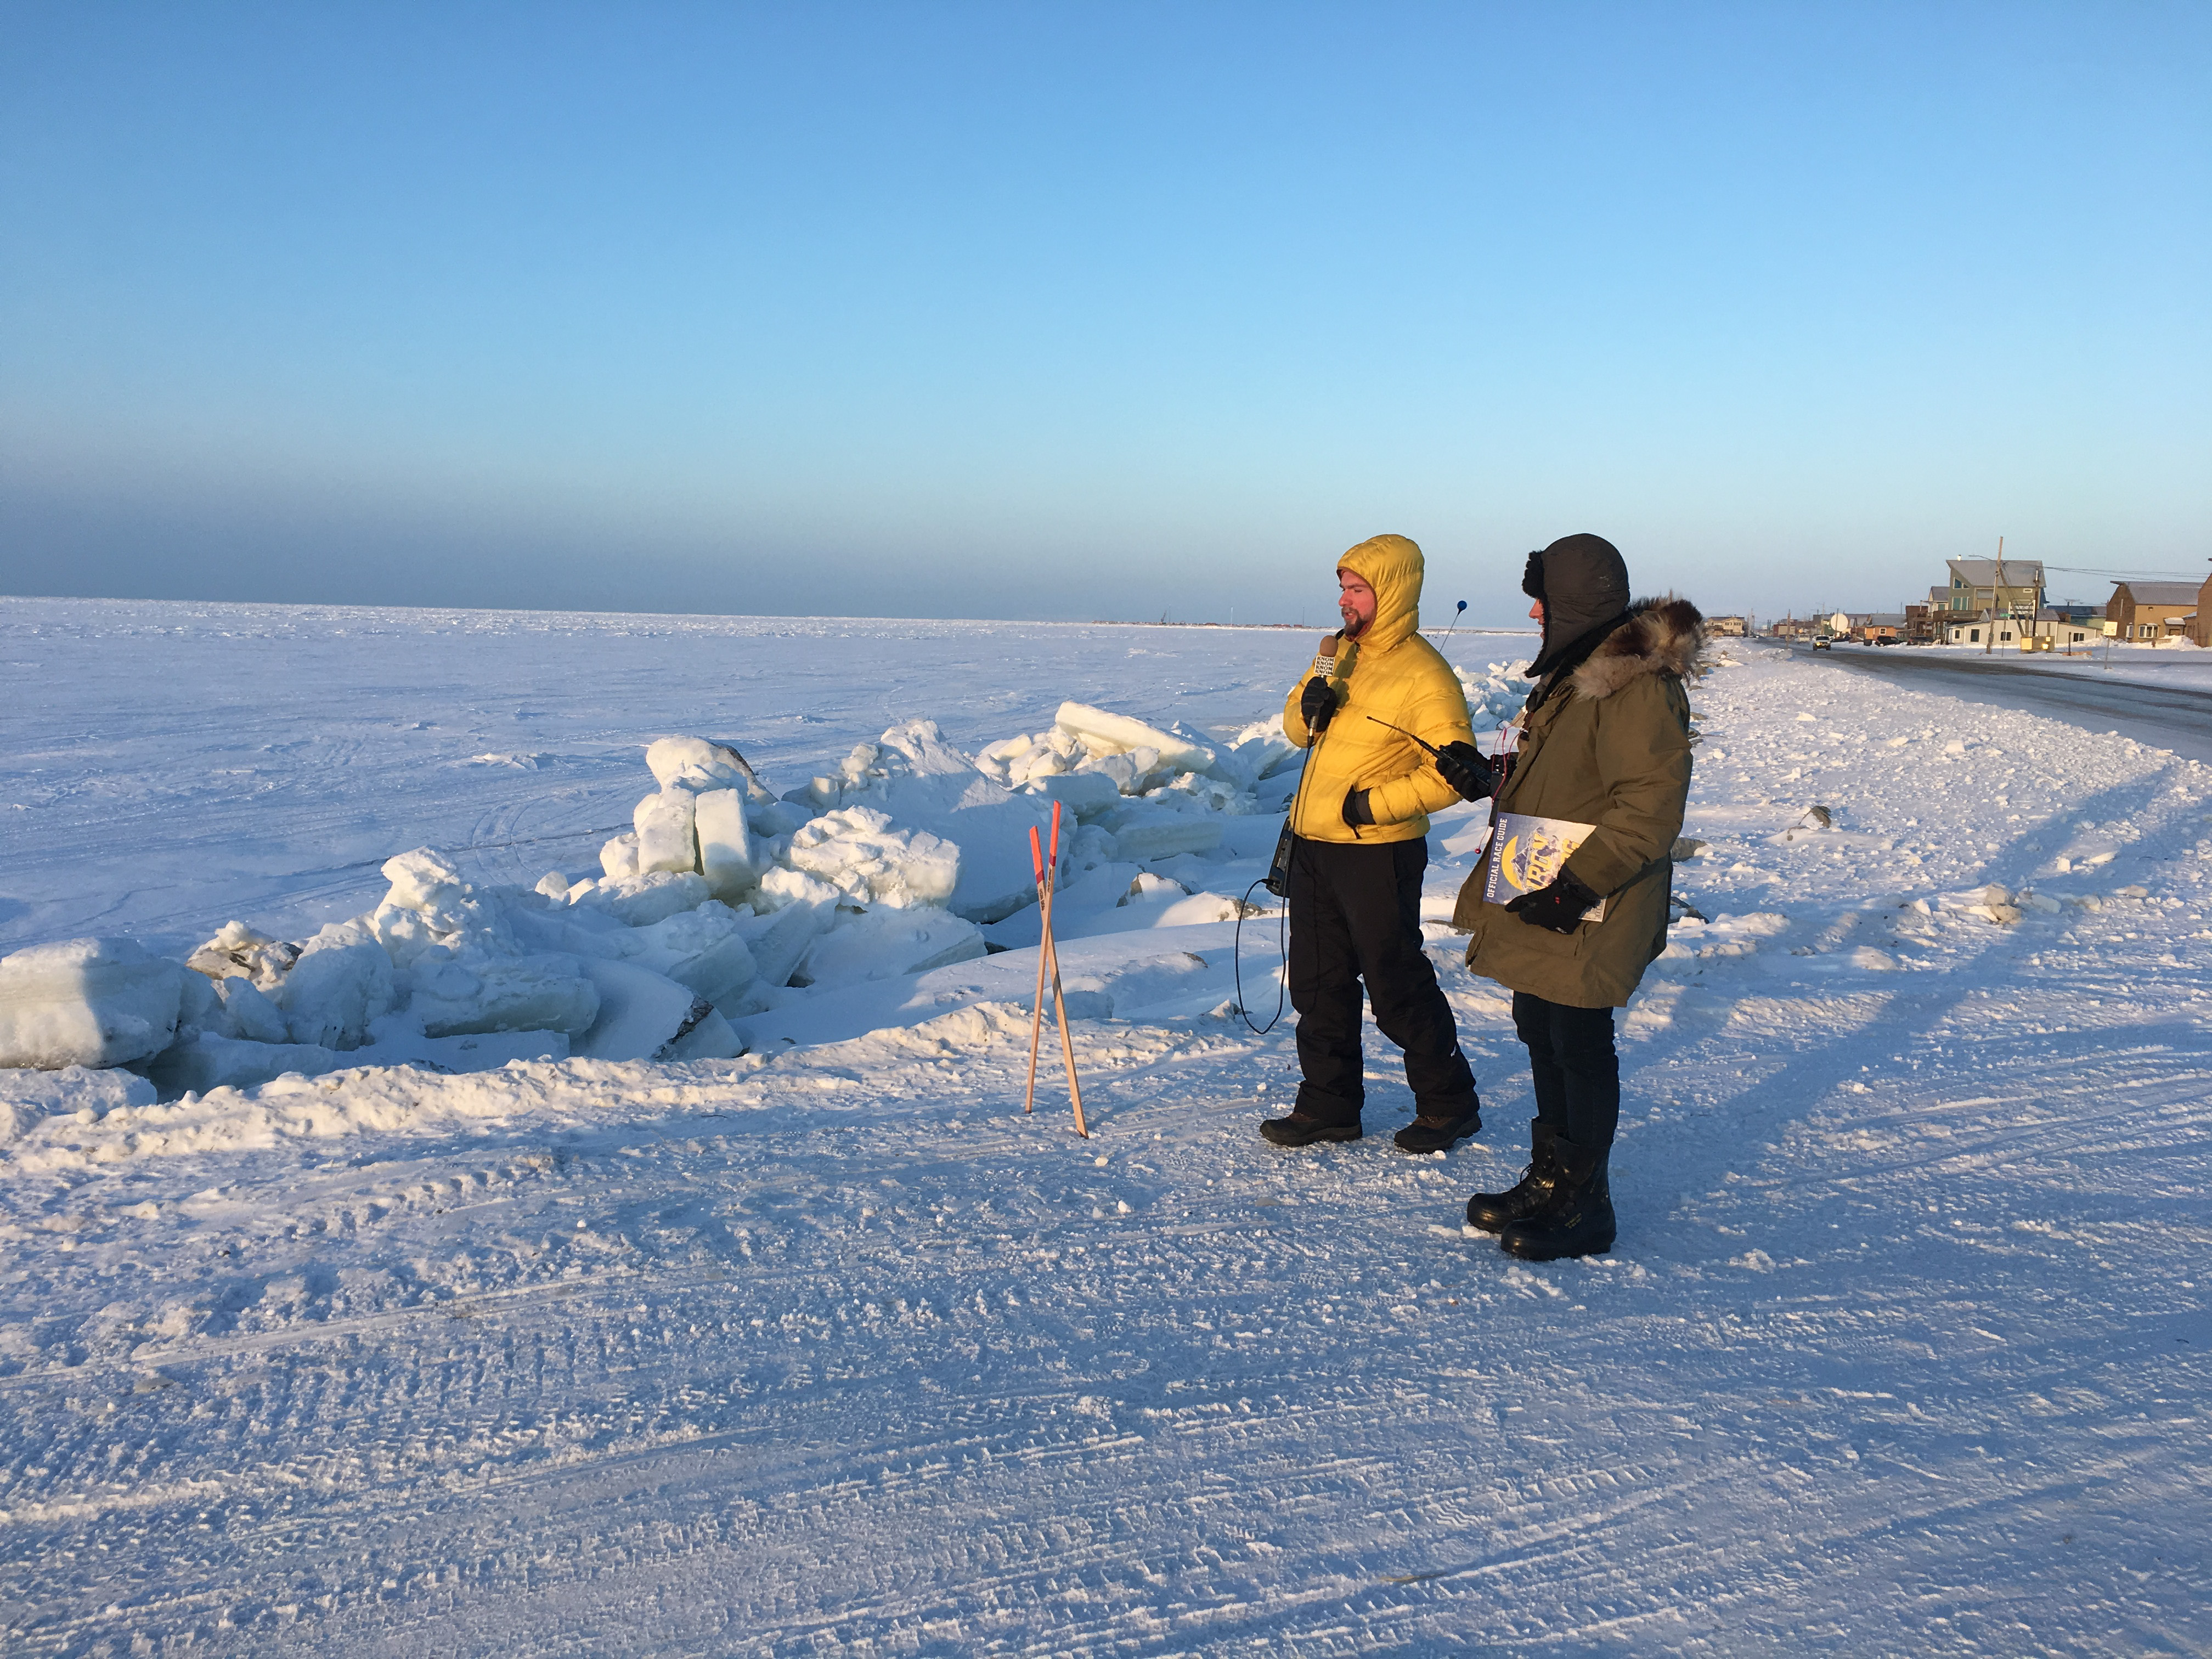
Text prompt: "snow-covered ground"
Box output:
[[3, 598, 2207, 1654]]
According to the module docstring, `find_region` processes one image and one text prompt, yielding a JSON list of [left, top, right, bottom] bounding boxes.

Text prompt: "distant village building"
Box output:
[[1705, 615, 1748, 637], [1904, 603, 1934, 643], [1945, 607, 2109, 652], [2194, 572, 2212, 648], [2107, 580, 2199, 641], [1940, 558, 2044, 620]]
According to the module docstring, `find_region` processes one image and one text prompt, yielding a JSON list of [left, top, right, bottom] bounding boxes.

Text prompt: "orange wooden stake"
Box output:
[[1039, 801, 1088, 1137], [1023, 823, 1049, 1114]]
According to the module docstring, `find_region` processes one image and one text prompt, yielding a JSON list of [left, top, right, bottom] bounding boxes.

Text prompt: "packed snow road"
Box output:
[[1795, 641, 2212, 765], [2, 600, 2208, 1655]]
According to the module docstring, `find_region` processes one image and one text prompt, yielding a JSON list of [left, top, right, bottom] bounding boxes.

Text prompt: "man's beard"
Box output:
[[1339, 608, 1368, 639]]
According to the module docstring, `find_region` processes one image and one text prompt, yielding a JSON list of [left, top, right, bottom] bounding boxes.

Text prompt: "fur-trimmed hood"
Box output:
[[1569, 596, 1706, 701]]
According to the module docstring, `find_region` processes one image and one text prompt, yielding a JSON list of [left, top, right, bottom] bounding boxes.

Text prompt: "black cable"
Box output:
[[1233, 715, 1328, 1036]]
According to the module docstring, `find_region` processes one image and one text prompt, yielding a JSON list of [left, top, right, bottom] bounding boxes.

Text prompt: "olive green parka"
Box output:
[[1282, 535, 1476, 845], [1455, 597, 1703, 1007]]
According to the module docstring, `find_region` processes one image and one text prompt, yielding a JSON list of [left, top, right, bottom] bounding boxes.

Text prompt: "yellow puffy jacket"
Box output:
[[1280, 534, 1474, 845]]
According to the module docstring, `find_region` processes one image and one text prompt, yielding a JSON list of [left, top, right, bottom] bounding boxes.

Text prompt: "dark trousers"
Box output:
[[1288, 837, 1477, 1126], [1511, 991, 1619, 1151]]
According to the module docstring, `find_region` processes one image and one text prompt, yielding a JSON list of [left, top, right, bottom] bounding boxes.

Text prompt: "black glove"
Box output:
[[1342, 786, 1374, 827], [1299, 675, 1337, 738], [1434, 740, 1492, 802], [1505, 867, 1601, 933]]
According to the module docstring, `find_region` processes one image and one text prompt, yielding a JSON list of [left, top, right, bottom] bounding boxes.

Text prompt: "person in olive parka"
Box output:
[[1454, 534, 1702, 1260]]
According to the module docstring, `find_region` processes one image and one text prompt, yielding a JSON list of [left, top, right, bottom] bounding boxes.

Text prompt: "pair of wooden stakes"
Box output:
[[1022, 799, 1090, 1137]]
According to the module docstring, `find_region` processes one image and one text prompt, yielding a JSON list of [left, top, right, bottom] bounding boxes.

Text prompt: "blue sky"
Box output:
[[2, 2, 2205, 624]]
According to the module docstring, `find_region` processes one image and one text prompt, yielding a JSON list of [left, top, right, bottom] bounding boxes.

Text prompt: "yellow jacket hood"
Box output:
[[1282, 534, 1472, 845], [1338, 534, 1425, 653]]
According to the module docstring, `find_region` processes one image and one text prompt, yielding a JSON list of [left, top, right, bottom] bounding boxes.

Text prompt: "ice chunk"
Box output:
[[877, 719, 988, 777], [185, 921, 300, 989], [627, 901, 759, 1006], [694, 787, 761, 902], [645, 736, 751, 793], [536, 870, 574, 900], [753, 866, 842, 917], [786, 806, 960, 909], [662, 1006, 744, 1062], [0, 938, 188, 1070], [0, 1064, 155, 1144], [1075, 746, 1166, 796], [573, 958, 719, 1061], [214, 976, 291, 1045], [1226, 714, 1301, 783], [1054, 702, 1217, 775], [405, 953, 601, 1037], [731, 900, 827, 995], [634, 788, 698, 874], [365, 855, 602, 1037], [793, 905, 986, 989], [382, 847, 468, 912], [276, 919, 395, 1049], [600, 832, 642, 880], [1022, 771, 1122, 818], [821, 722, 1053, 922], [1108, 811, 1224, 864], [575, 871, 713, 927], [147, 1031, 343, 1097], [174, 965, 218, 1037]]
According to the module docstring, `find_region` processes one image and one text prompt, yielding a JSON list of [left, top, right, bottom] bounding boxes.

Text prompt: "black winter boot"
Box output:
[[1259, 1112, 1362, 1147], [1498, 1132, 1615, 1260], [1464, 1120, 1564, 1232], [1394, 1099, 1481, 1154]]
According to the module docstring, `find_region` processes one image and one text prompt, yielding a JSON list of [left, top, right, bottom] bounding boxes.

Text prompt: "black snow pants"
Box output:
[[1510, 991, 1620, 1152], [1287, 836, 1478, 1127]]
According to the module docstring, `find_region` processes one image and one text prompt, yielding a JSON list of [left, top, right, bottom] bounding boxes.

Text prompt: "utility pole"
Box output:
[[1984, 535, 2004, 655]]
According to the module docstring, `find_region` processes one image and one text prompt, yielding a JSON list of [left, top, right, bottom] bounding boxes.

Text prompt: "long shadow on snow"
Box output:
[[1567, 760, 2198, 1266]]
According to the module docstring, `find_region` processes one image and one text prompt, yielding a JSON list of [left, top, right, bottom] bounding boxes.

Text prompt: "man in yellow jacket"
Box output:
[[1262, 534, 1486, 1153]]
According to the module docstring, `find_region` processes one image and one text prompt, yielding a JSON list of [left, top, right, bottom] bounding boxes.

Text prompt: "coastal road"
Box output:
[[1791, 643, 2212, 764]]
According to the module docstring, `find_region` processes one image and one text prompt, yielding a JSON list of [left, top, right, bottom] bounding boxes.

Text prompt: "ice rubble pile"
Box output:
[[0, 704, 1324, 1102]]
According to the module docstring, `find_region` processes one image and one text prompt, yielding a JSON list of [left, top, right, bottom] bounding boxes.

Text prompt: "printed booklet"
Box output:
[[1482, 811, 1607, 923]]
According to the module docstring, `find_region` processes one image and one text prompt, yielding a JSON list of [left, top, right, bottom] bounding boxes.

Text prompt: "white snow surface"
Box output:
[[1, 599, 2207, 1654]]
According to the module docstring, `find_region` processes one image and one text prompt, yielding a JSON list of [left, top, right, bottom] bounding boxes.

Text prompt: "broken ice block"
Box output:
[[634, 788, 698, 874], [792, 906, 986, 989], [0, 938, 188, 1070], [1054, 702, 1217, 775], [147, 1031, 343, 1096], [600, 832, 643, 880], [185, 921, 301, 989], [646, 736, 755, 793], [276, 920, 395, 1049], [404, 954, 601, 1038], [693, 787, 760, 902], [572, 958, 705, 1060]]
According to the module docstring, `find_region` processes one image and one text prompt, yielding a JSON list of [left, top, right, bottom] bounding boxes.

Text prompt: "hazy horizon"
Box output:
[[4, 2, 2205, 625]]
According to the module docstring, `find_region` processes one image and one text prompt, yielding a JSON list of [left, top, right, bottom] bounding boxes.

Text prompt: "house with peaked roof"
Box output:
[[2107, 580, 2199, 642], [1941, 558, 2044, 619]]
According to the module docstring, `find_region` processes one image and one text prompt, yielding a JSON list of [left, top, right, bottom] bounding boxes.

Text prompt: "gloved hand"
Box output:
[[1434, 740, 1492, 802], [1505, 868, 1601, 933], [1299, 676, 1337, 738], [1342, 786, 1374, 827]]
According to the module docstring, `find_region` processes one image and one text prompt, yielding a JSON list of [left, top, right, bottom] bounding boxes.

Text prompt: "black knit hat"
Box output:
[[1521, 551, 1545, 601]]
